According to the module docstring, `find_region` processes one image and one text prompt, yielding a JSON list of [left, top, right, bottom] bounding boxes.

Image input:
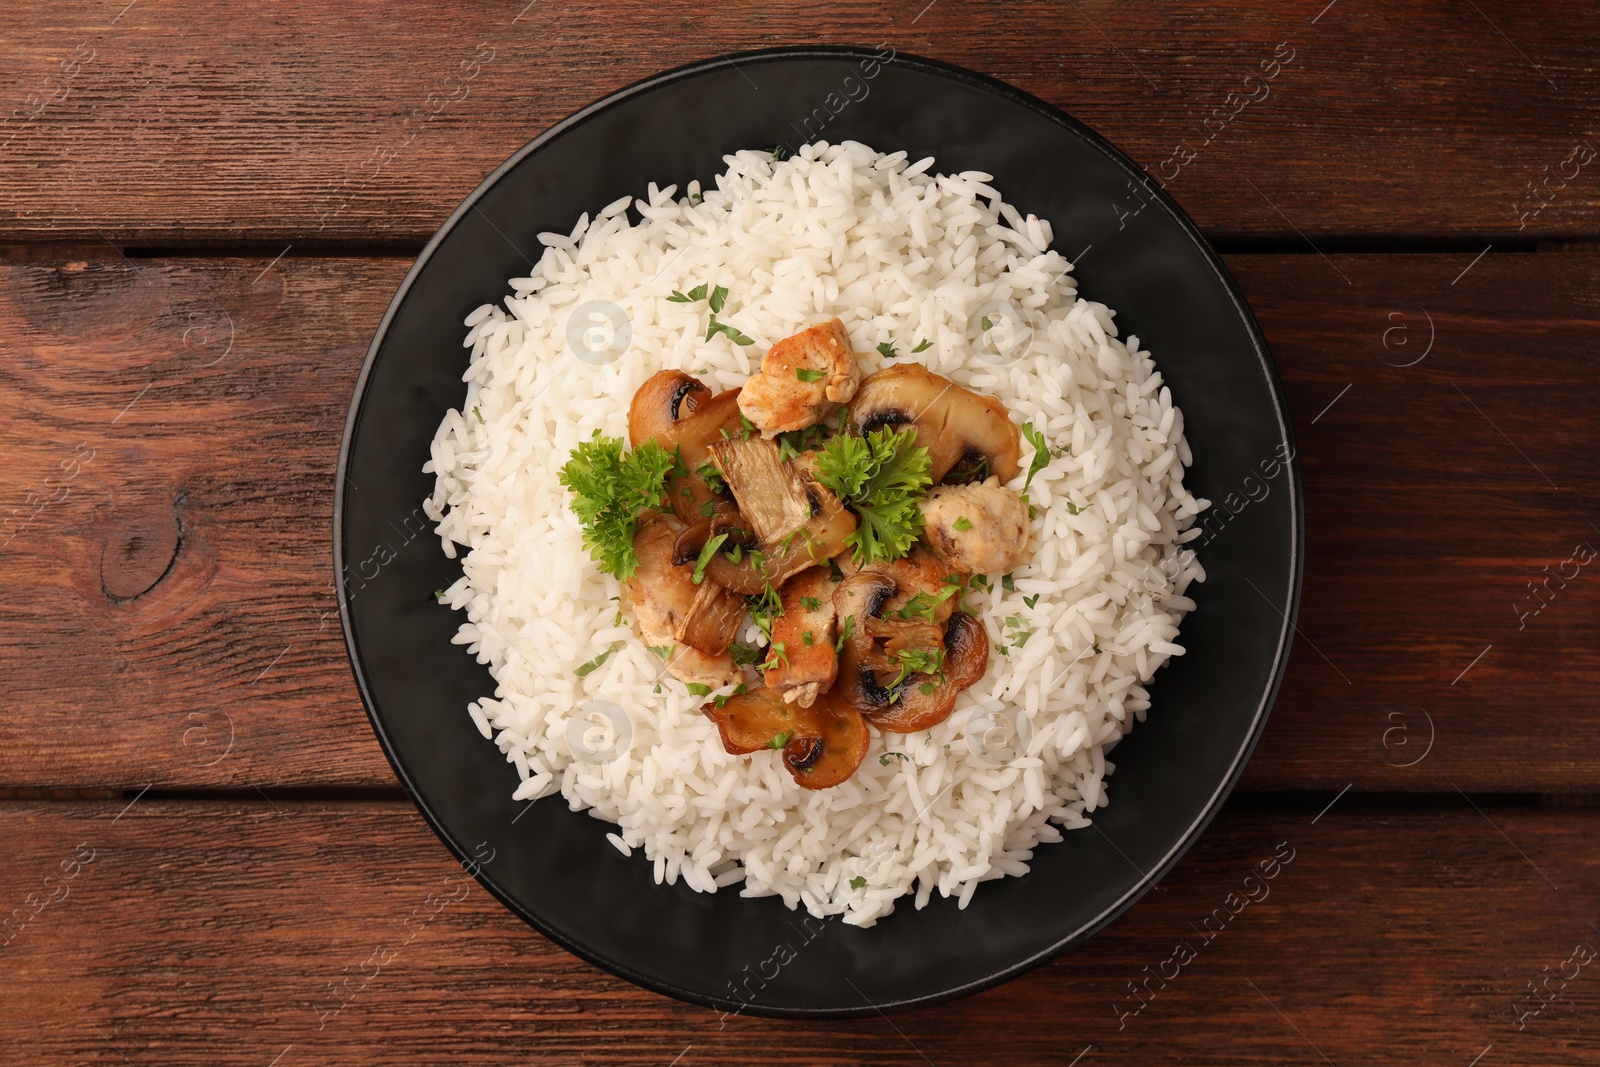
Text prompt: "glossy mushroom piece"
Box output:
[[831, 565, 990, 733], [702, 685, 870, 790], [627, 370, 744, 523], [845, 363, 1023, 485]]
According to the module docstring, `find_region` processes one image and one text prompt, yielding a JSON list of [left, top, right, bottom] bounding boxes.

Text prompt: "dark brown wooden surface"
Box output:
[[5, 2, 1600, 1062], [1, 1, 1599, 243], [4, 800, 1598, 1064], [0, 252, 1594, 792]]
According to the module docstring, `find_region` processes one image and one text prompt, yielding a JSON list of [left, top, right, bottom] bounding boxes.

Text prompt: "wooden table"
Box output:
[[3, 2, 1597, 1063]]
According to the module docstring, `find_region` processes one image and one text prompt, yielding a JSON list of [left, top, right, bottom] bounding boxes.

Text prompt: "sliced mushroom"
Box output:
[[864, 611, 989, 733], [627, 370, 744, 523], [845, 363, 1022, 485], [737, 318, 860, 437], [702, 684, 869, 790], [699, 435, 857, 593], [831, 562, 988, 731], [918, 479, 1033, 575], [763, 568, 838, 708], [625, 515, 745, 665]]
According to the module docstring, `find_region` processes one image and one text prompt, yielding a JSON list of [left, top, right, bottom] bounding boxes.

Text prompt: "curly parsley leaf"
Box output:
[[558, 432, 678, 579], [814, 427, 932, 566]]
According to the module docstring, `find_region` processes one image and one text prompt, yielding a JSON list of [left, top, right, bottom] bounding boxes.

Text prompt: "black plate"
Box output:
[[336, 46, 1302, 1018]]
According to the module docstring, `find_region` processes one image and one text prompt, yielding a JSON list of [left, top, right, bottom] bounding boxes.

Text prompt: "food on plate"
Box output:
[[423, 142, 1207, 925]]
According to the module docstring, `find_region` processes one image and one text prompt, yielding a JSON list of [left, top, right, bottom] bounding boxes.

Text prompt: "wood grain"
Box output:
[[2, 799, 1596, 1064], [0, 251, 1594, 792], [0, 1, 1597, 244]]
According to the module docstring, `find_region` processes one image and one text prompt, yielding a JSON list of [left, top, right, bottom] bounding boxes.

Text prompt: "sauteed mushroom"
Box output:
[[702, 685, 870, 790], [845, 364, 1022, 485], [626, 515, 744, 673], [830, 561, 988, 731], [628, 370, 744, 523]]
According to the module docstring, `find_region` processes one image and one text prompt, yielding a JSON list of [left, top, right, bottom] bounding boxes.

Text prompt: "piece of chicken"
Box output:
[[737, 318, 860, 438], [625, 517, 742, 689], [918, 479, 1032, 575], [764, 568, 839, 708]]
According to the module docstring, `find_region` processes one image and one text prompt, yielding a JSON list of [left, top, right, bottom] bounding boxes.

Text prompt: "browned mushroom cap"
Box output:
[[628, 370, 711, 447], [628, 515, 745, 657], [627, 370, 744, 523], [701, 685, 869, 790], [845, 363, 1022, 485], [831, 567, 989, 731], [864, 611, 988, 733]]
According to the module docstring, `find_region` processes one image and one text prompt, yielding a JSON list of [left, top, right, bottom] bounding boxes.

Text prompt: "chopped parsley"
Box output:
[[668, 282, 709, 303], [729, 643, 762, 667], [433, 589, 446, 602], [691, 533, 728, 585], [802, 630, 815, 646], [879, 751, 908, 766], [981, 315, 993, 331], [799, 596, 822, 611], [707, 317, 755, 346], [558, 432, 679, 579], [911, 339, 933, 353], [685, 682, 712, 697], [648, 644, 673, 660], [1023, 593, 1041, 609], [709, 284, 729, 314], [849, 875, 867, 889], [713, 684, 748, 708], [1001, 573, 1016, 592], [574, 648, 615, 677], [919, 681, 938, 695], [696, 459, 727, 495], [751, 583, 783, 640], [768, 730, 793, 750], [813, 426, 932, 566], [472, 405, 485, 424], [795, 367, 827, 383], [835, 615, 857, 651], [892, 586, 958, 623], [876, 340, 898, 360], [760, 641, 789, 671], [1065, 501, 1085, 516], [887, 646, 945, 692], [1020, 421, 1069, 492], [953, 515, 973, 532], [776, 423, 832, 462], [1093, 643, 1103, 655]]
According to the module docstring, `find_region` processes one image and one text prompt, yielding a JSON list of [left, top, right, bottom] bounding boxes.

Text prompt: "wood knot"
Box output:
[[101, 491, 183, 602]]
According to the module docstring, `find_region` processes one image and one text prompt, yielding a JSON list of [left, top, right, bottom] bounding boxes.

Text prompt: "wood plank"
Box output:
[[0, 1, 1597, 243], [0, 251, 1594, 791], [2, 799, 1596, 1063]]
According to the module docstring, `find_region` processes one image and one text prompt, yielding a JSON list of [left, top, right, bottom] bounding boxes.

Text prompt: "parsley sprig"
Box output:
[[558, 432, 679, 579], [813, 427, 932, 566]]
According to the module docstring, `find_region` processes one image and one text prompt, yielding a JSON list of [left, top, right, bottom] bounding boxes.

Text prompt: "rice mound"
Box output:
[[422, 140, 1207, 926]]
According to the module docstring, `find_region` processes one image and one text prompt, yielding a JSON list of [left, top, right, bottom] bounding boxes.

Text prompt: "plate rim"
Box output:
[[334, 43, 1305, 1018]]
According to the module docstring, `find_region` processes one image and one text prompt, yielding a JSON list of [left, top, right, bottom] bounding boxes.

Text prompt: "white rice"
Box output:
[[422, 141, 1208, 926]]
